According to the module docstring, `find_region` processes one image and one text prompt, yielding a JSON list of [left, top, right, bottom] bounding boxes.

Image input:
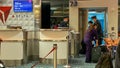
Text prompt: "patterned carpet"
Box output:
[[5, 54, 115, 68], [6, 55, 97, 68]]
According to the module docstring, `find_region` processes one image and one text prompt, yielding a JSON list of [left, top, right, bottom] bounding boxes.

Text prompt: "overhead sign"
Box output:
[[13, 0, 33, 12], [69, 0, 78, 7]]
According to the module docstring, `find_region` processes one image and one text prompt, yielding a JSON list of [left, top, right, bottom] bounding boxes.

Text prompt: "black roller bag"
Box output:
[[91, 46, 101, 63]]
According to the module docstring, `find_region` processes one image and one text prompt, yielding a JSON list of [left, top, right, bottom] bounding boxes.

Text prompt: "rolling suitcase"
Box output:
[[91, 46, 101, 63]]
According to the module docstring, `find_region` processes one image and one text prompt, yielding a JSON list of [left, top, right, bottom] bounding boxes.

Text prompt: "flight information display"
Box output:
[[13, 0, 33, 12]]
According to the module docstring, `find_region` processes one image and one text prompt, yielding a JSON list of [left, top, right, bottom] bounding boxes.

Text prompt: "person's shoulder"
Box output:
[[96, 20, 100, 23], [92, 29, 97, 32], [60, 21, 65, 24]]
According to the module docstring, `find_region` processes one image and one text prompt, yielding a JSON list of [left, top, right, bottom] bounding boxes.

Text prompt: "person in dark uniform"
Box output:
[[91, 16, 103, 45], [84, 21, 98, 63], [58, 17, 69, 27]]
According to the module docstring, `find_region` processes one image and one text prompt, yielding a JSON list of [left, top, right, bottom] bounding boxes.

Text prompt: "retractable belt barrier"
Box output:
[[31, 46, 57, 68]]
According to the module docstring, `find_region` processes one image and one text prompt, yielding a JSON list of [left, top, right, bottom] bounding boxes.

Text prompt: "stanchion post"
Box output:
[[53, 44, 57, 68], [64, 31, 71, 68]]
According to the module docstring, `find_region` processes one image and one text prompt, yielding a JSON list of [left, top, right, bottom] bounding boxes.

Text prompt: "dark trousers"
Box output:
[[98, 35, 103, 45], [85, 41, 93, 62]]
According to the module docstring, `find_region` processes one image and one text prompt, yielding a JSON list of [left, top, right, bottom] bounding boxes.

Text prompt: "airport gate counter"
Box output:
[[0, 29, 27, 66], [39, 29, 69, 64]]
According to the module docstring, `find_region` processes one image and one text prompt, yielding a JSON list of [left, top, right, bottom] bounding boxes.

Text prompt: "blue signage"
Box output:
[[13, 0, 33, 12]]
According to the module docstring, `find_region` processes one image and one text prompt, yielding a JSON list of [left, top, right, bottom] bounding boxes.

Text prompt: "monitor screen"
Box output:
[[13, 0, 33, 12]]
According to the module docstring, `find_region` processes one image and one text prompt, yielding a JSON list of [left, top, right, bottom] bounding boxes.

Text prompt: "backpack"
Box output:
[[0, 60, 5, 68], [115, 43, 120, 68], [95, 52, 113, 68]]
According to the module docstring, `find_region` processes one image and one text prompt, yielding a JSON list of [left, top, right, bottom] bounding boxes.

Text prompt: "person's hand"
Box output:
[[96, 43, 98, 47], [95, 40, 99, 47], [107, 46, 112, 52]]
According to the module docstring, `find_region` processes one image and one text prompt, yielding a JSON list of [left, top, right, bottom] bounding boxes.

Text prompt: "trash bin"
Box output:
[[69, 31, 80, 58]]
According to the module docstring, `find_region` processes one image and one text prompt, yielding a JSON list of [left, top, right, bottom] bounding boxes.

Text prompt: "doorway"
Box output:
[[79, 8, 107, 45]]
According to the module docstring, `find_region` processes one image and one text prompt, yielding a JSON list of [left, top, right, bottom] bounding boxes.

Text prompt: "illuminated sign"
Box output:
[[13, 0, 33, 12]]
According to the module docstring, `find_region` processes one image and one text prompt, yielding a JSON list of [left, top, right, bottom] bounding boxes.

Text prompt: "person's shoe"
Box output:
[[85, 61, 91, 63]]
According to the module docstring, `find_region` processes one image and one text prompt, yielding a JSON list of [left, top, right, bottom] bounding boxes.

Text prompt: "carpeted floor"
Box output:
[[6, 54, 97, 68]]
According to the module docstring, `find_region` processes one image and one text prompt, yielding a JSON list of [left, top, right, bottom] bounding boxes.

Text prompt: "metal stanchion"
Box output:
[[53, 44, 57, 68], [63, 43, 71, 68], [64, 31, 71, 68], [31, 44, 57, 68]]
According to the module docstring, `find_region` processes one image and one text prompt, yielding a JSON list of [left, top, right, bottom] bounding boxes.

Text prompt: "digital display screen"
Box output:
[[13, 0, 33, 12]]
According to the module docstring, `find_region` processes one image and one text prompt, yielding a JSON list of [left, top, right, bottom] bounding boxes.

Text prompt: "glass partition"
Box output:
[[41, 0, 69, 29]]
